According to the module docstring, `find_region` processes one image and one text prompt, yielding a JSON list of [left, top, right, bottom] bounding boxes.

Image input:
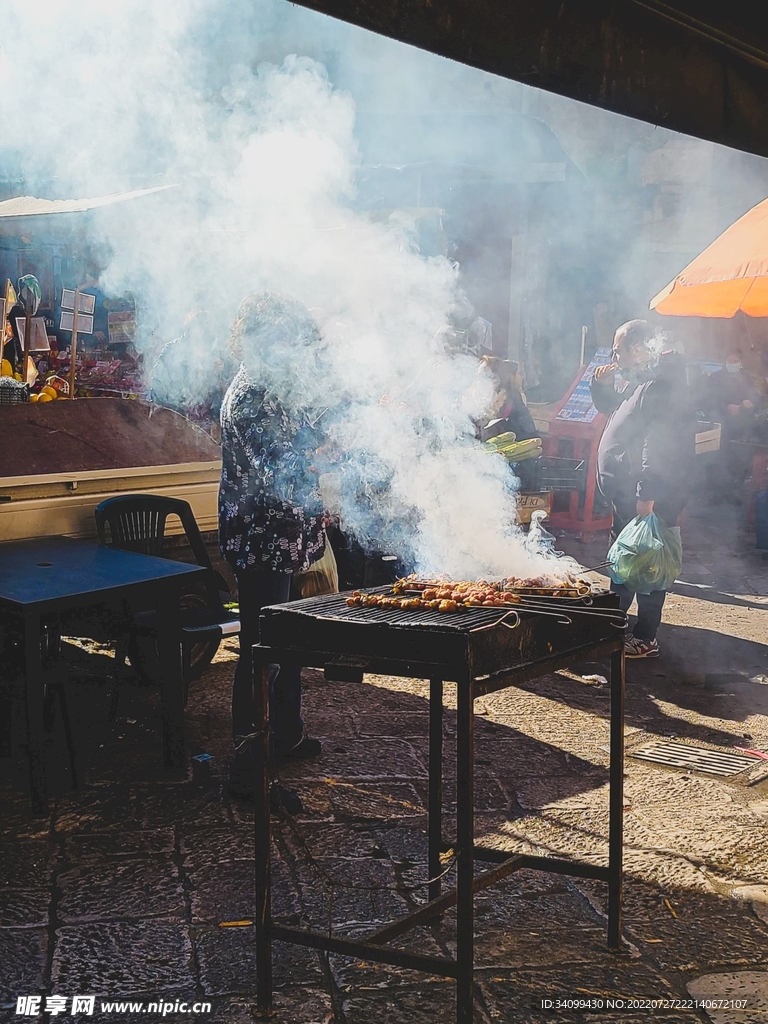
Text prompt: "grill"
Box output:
[[259, 586, 625, 684], [252, 585, 627, 1024]]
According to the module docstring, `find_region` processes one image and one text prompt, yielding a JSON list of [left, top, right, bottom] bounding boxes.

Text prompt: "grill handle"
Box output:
[[469, 609, 520, 632]]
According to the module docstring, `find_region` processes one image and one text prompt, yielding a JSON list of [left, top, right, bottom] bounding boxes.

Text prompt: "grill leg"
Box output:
[[254, 656, 273, 1013], [608, 647, 625, 949], [428, 677, 444, 903], [456, 677, 474, 1023]]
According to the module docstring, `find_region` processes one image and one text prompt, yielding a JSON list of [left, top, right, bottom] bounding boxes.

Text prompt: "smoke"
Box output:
[[0, 0, 582, 578]]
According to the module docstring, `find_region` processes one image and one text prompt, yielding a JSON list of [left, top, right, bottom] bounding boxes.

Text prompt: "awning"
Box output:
[[0, 184, 177, 219], [650, 196, 768, 317]]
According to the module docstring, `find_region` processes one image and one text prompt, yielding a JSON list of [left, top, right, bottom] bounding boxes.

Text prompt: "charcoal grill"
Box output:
[[251, 586, 627, 1024]]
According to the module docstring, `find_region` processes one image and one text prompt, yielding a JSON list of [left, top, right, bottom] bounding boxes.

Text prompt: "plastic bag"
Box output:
[[607, 513, 682, 594], [295, 538, 339, 598]]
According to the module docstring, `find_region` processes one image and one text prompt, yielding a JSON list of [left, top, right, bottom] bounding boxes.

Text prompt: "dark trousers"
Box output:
[[609, 494, 685, 643], [612, 583, 666, 641], [232, 570, 304, 752], [714, 436, 751, 498]]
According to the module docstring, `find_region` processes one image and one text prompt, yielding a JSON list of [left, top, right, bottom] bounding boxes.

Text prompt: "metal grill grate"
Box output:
[[280, 588, 624, 635], [286, 590, 513, 632], [629, 740, 762, 777]]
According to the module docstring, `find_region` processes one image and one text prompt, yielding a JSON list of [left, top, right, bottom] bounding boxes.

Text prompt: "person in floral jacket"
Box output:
[[220, 293, 328, 811]]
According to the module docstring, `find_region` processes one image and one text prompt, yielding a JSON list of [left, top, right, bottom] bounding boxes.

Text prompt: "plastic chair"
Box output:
[[94, 495, 239, 710]]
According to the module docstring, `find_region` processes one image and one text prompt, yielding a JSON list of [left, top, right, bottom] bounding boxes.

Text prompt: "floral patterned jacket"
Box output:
[[218, 366, 326, 574]]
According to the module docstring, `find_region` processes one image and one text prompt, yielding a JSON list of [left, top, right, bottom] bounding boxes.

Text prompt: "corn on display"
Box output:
[[484, 431, 517, 448], [482, 433, 543, 463]]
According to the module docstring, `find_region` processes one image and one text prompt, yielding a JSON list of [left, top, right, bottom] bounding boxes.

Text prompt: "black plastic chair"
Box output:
[[94, 495, 239, 711]]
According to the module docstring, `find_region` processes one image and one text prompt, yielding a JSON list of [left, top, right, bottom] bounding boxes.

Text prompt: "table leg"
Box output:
[[456, 677, 475, 1024], [156, 583, 185, 771], [608, 647, 625, 948], [428, 677, 444, 903], [24, 613, 47, 815], [254, 654, 273, 1014]]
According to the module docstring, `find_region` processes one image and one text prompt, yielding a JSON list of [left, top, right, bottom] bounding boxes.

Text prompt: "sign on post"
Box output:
[[60, 288, 95, 399]]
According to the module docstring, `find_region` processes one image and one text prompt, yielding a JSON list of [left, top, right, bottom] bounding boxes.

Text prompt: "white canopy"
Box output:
[[0, 183, 177, 219]]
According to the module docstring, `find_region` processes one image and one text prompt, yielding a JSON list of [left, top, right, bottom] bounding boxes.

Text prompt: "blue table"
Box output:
[[0, 536, 208, 813]]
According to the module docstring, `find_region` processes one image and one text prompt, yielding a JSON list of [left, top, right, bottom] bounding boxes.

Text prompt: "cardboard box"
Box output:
[[696, 421, 721, 454], [517, 492, 551, 524]]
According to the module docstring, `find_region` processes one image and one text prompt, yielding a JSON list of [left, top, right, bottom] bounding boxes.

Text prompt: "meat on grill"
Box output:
[[345, 571, 591, 612]]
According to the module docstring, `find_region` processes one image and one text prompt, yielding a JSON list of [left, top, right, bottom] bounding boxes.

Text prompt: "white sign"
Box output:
[[61, 289, 95, 314], [15, 317, 51, 351], [59, 310, 94, 334]]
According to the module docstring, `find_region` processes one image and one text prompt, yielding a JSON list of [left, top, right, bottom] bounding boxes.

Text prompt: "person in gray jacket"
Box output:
[[591, 319, 695, 658]]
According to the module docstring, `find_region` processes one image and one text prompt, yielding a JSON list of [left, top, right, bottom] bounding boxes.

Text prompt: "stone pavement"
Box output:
[[1, 495, 767, 1023]]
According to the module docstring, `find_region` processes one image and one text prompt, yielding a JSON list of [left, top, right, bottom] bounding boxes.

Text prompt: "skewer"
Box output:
[[360, 577, 625, 623], [516, 593, 621, 612], [514, 606, 572, 625], [350, 589, 575, 623], [340, 587, 627, 628], [399, 585, 591, 601], [516, 599, 626, 627]]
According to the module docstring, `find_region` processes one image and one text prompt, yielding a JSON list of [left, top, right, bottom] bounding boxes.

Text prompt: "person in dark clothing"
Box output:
[[476, 356, 538, 442], [219, 293, 327, 812], [706, 350, 760, 500], [3, 302, 26, 371], [707, 350, 759, 426], [591, 319, 695, 658]]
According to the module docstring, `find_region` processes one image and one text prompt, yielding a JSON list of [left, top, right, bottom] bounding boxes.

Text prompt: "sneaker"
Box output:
[[276, 733, 322, 763], [624, 635, 659, 658]]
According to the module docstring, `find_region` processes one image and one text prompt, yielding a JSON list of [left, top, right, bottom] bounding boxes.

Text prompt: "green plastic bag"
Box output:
[[607, 513, 683, 594]]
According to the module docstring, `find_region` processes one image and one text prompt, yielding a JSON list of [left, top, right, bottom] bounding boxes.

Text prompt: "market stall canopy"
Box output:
[[650, 197, 768, 317], [0, 184, 177, 220]]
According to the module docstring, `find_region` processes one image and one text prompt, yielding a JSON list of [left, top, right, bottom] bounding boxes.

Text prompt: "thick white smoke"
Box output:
[[0, 0, 580, 579]]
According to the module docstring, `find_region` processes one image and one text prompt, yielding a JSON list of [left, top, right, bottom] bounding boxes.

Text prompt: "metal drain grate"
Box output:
[[629, 741, 762, 777]]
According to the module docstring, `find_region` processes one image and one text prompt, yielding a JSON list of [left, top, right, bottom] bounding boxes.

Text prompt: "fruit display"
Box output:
[[29, 382, 60, 403], [15, 371, 71, 404]]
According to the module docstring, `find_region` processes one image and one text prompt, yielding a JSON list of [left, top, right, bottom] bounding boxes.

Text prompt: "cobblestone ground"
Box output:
[[1, 496, 767, 1023]]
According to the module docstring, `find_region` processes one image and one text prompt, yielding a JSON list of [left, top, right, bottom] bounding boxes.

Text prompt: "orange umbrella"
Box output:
[[650, 197, 768, 317]]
